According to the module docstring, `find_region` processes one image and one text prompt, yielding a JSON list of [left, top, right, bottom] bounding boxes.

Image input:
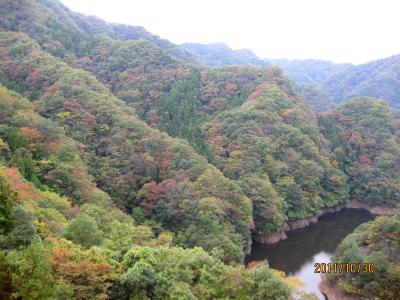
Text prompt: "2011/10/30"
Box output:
[[314, 263, 374, 273]]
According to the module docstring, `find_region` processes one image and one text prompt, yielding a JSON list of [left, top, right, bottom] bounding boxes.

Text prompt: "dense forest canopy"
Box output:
[[269, 56, 400, 110], [181, 43, 269, 67], [319, 98, 400, 206], [0, 0, 400, 299], [0, 80, 299, 299], [180, 43, 400, 112], [328, 212, 400, 299]]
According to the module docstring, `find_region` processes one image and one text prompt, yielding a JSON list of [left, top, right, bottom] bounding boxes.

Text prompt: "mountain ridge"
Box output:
[[1, 0, 400, 298], [181, 42, 269, 67]]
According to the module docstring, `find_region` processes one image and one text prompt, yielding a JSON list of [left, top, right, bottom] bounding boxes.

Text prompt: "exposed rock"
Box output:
[[287, 215, 319, 230], [254, 231, 287, 244], [254, 205, 344, 244], [244, 243, 252, 255], [345, 200, 397, 216], [253, 201, 398, 245], [319, 274, 361, 300]]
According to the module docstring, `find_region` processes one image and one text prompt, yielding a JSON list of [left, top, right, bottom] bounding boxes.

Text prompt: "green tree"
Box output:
[[4, 127, 29, 152], [0, 206, 37, 250], [64, 214, 103, 248], [0, 175, 15, 235], [156, 70, 211, 157], [0, 251, 13, 299], [7, 240, 72, 299]]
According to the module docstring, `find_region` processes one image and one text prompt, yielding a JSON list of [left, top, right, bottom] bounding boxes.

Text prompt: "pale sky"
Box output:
[[60, 0, 400, 64]]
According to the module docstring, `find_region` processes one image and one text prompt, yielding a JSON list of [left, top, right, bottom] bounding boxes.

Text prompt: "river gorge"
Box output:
[[246, 208, 375, 299]]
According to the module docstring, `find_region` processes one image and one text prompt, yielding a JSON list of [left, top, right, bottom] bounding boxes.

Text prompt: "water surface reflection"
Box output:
[[246, 209, 374, 299]]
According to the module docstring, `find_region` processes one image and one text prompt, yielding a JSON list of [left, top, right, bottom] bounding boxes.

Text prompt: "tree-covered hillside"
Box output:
[[267, 59, 352, 87], [203, 67, 349, 236], [328, 212, 400, 299], [0, 0, 400, 299], [0, 0, 198, 64], [0, 83, 302, 299], [294, 84, 334, 112], [267, 59, 352, 112], [0, 0, 270, 132], [269, 56, 400, 110], [319, 98, 400, 206], [0, 0, 197, 118], [181, 43, 268, 67], [0, 31, 257, 263], [322, 55, 400, 108]]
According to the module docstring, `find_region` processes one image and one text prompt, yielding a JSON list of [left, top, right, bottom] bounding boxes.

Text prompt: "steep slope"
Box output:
[[0, 0, 194, 118], [0, 84, 294, 298], [0, 0, 277, 157], [0, 163, 294, 300], [0, 31, 254, 262], [322, 55, 400, 108], [0, 83, 169, 298], [0, 0, 197, 63], [294, 84, 334, 112], [0, 84, 111, 206], [319, 98, 400, 206], [181, 42, 269, 67], [203, 67, 349, 239], [328, 212, 400, 299], [0, 30, 307, 300], [267, 58, 352, 87], [152, 66, 274, 156], [267, 59, 352, 112]]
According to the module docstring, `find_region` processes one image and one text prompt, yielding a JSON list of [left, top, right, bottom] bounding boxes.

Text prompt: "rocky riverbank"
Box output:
[[319, 274, 361, 300], [254, 200, 397, 245], [344, 200, 396, 216]]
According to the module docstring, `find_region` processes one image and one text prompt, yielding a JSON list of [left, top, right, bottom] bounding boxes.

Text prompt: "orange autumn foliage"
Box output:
[[19, 127, 43, 141], [47, 238, 119, 300], [2, 167, 42, 202]]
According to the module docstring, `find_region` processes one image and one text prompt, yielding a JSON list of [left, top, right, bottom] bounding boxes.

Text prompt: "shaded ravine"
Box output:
[[246, 209, 374, 299], [253, 200, 396, 245]]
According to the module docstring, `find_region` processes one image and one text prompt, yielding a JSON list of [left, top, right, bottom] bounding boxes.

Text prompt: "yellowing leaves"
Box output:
[[230, 150, 242, 159], [56, 111, 70, 119], [98, 124, 110, 132], [280, 176, 295, 188], [0, 138, 7, 149], [280, 108, 294, 119]]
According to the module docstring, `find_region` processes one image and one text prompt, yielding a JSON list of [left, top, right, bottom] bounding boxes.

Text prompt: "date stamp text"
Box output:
[[314, 263, 374, 273]]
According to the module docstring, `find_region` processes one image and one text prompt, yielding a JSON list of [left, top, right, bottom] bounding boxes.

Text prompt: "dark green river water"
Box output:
[[246, 208, 374, 299]]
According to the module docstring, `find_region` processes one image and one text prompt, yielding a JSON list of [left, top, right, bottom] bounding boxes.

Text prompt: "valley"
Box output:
[[247, 208, 374, 299], [0, 0, 399, 299]]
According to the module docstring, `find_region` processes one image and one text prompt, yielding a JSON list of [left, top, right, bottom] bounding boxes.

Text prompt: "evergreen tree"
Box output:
[[0, 176, 15, 235]]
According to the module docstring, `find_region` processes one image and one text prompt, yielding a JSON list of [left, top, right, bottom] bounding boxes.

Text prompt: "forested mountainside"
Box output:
[[163, 39, 400, 112], [181, 43, 268, 67], [265, 59, 349, 112], [319, 98, 400, 205], [294, 84, 334, 112], [328, 212, 400, 299], [0, 83, 303, 299], [267, 59, 352, 87], [203, 69, 349, 235], [0, 0, 270, 149], [0, 31, 258, 264], [1, 0, 400, 299], [269, 56, 400, 110], [322, 55, 400, 108], [0, 66, 299, 299], [0, 0, 198, 64]]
